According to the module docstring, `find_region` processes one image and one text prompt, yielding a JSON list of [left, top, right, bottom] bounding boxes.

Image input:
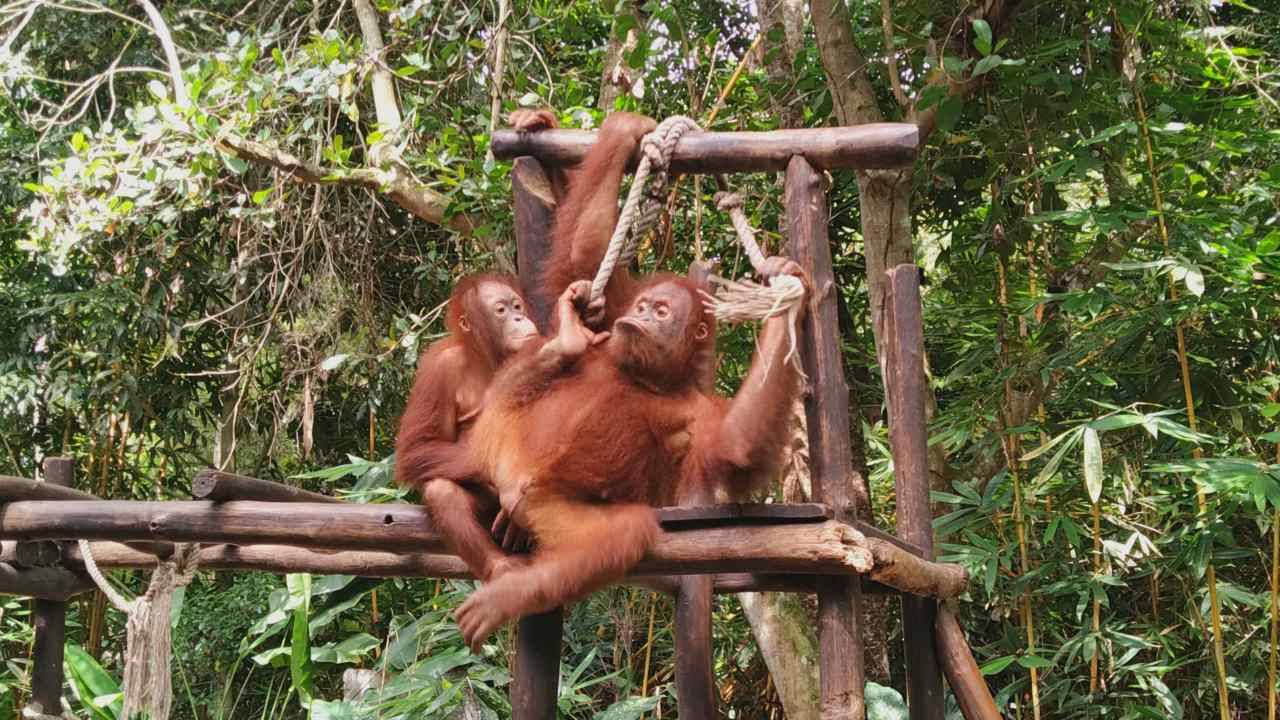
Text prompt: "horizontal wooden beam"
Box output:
[[490, 123, 918, 173], [192, 469, 342, 504], [0, 476, 97, 502], [0, 542, 900, 596], [0, 501, 966, 598], [0, 560, 91, 601]]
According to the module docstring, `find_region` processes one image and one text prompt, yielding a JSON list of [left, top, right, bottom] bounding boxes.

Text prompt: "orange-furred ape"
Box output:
[[394, 273, 552, 582], [419, 260, 808, 649]]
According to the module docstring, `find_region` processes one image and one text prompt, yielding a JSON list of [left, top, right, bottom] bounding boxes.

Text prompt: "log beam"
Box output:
[[491, 123, 918, 173], [192, 469, 342, 504], [0, 542, 904, 596], [0, 502, 966, 597]]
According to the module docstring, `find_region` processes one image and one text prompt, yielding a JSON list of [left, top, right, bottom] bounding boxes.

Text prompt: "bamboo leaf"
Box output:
[[1083, 427, 1103, 503]]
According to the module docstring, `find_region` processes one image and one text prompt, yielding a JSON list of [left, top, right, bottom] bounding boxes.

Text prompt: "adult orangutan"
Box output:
[[394, 274, 592, 581], [417, 109, 808, 648]]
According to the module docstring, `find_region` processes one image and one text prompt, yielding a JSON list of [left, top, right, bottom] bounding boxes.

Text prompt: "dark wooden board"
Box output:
[[656, 502, 831, 528]]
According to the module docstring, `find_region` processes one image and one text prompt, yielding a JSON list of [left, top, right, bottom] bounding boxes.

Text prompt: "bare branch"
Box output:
[[880, 0, 909, 108], [134, 0, 190, 107]]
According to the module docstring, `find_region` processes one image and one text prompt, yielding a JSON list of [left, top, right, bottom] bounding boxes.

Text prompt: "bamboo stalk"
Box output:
[[1132, 75, 1230, 720], [1089, 498, 1102, 693], [1268, 388, 1280, 720], [995, 251, 1041, 720]]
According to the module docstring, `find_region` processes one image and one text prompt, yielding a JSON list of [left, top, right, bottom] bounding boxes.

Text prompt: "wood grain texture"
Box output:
[[28, 457, 74, 716], [0, 475, 96, 501], [0, 503, 966, 594], [192, 469, 341, 503], [656, 502, 830, 527], [512, 156, 557, 331], [674, 576, 717, 719], [511, 153, 563, 720], [936, 605, 1002, 720], [787, 155, 866, 720], [492, 124, 918, 173], [884, 265, 944, 720]]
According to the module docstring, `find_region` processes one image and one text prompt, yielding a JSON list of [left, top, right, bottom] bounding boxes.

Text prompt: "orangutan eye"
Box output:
[[655, 305, 670, 320], [495, 305, 506, 315], [513, 302, 523, 312]]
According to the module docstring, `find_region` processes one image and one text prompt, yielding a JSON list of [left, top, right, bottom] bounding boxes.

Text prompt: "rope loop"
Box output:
[[77, 540, 200, 720]]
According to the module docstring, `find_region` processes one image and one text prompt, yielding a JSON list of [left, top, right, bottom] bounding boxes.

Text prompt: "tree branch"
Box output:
[[880, 0, 909, 109], [215, 135, 477, 235], [351, 0, 401, 165], [134, 0, 190, 107]]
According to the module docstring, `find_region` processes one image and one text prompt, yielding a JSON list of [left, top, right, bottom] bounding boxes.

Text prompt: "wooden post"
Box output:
[[510, 155, 562, 719], [787, 155, 866, 720], [674, 577, 716, 717], [883, 265, 944, 720], [29, 457, 74, 716], [936, 605, 1001, 720], [512, 156, 557, 331]]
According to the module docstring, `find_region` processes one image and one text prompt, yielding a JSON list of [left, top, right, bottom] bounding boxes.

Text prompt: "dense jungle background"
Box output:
[[0, 0, 1278, 718]]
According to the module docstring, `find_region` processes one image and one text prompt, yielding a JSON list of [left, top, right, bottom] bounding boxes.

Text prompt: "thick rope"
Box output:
[[77, 540, 200, 720], [591, 116, 700, 301], [703, 192, 807, 373]]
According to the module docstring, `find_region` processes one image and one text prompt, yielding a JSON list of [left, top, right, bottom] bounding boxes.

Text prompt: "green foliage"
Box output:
[[0, 0, 1277, 716]]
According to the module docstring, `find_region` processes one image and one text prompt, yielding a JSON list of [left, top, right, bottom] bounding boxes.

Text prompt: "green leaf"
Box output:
[[865, 682, 908, 720], [596, 696, 661, 720], [1083, 427, 1103, 503], [973, 19, 993, 55], [147, 80, 168, 100], [65, 644, 123, 720], [288, 574, 314, 706], [1184, 267, 1205, 296], [936, 96, 963, 133], [1017, 654, 1054, 669], [973, 54, 1004, 76], [222, 154, 249, 175], [251, 188, 273, 205], [980, 655, 1017, 675]]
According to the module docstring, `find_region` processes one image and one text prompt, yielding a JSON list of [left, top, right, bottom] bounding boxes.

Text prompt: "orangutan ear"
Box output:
[[695, 322, 710, 341], [459, 315, 471, 333]]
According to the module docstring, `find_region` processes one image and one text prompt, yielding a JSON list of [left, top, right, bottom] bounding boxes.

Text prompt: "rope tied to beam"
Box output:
[[590, 118, 807, 374], [590, 115, 700, 302], [77, 540, 200, 720]]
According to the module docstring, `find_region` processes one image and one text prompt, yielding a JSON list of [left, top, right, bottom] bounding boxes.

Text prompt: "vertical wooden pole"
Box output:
[[512, 156, 557, 331], [883, 265, 944, 720], [510, 156, 563, 719], [786, 156, 866, 720], [936, 605, 1001, 720], [30, 457, 74, 716], [674, 579, 716, 718]]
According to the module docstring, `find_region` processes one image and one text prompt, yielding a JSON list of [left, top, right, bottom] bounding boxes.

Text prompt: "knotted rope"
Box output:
[[77, 540, 201, 720], [590, 116, 700, 301], [589, 117, 807, 371], [700, 192, 806, 373]]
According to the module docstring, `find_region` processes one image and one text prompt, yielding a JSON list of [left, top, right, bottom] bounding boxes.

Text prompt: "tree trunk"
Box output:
[[739, 592, 821, 720], [598, 1, 642, 111]]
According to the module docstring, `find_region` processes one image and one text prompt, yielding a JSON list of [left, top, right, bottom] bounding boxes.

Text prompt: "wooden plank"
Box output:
[[884, 265, 945, 720], [492, 123, 918, 173], [28, 457, 74, 717], [512, 156, 558, 331], [510, 154, 562, 720], [936, 605, 1002, 720], [656, 502, 830, 528], [787, 154, 866, 720], [192, 469, 342, 503]]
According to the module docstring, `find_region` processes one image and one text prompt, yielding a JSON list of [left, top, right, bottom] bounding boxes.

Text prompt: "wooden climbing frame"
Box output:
[[0, 122, 999, 720]]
